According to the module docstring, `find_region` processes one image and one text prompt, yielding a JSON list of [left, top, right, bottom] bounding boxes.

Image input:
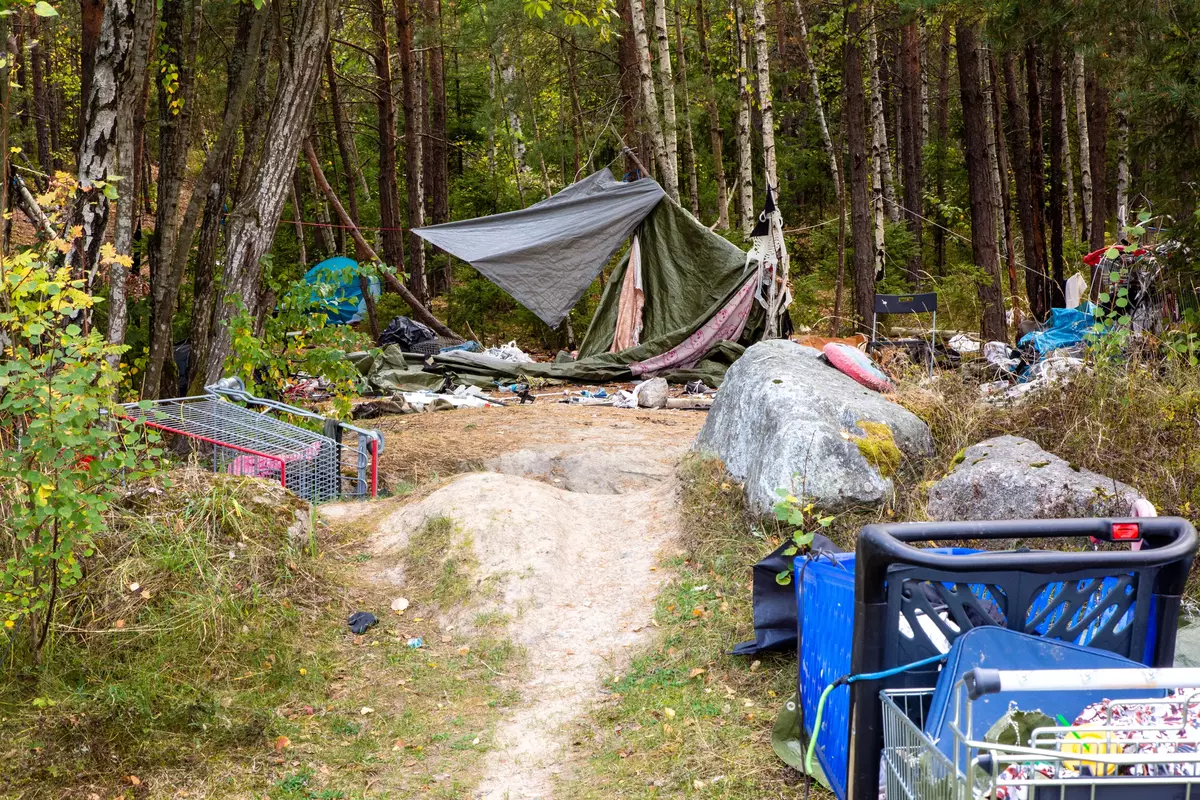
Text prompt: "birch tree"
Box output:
[[1074, 52, 1092, 243], [673, 1, 700, 216], [653, 0, 679, 195], [733, 0, 753, 232], [752, 0, 776, 189], [630, 0, 675, 199], [696, 0, 727, 228], [867, 19, 898, 223]]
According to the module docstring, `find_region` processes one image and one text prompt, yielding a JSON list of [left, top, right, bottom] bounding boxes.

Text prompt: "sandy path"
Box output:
[[345, 404, 700, 798]]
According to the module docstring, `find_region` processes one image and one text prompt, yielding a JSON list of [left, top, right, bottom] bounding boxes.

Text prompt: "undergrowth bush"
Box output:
[[0, 471, 334, 793]]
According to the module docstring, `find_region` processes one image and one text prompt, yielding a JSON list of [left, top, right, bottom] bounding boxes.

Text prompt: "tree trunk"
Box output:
[[1074, 51, 1091, 243], [631, 0, 675, 200], [106, 0, 153, 369], [696, 0, 727, 229], [1061, 66, 1077, 239], [934, 19, 950, 274], [1049, 45, 1066, 303], [371, 0, 405, 278], [397, 0, 427, 304], [752, 0, 777, 189], [80, 0, 105, 145], [617, 0, 642, 176], [956, 20, 1006, 342], [523, 69, 552, 198], [424, 0, 450, 293], [203, 0, 337, 385], [1086, 68, 1108, 258], [988, 54, 1018, 326], [733, 1, 753, 233], [70, 0, 137, 287], [1025, 41, 1051, 319], [184, 147, 234, 394], [845, 0, 873, 331], [652, 0, 679, 195], [29, 18, 51, 186], [867, 19, 898, 223], [325, 46, 360, 227], [898, 16, 922, 283], [1116, 100, 1129, 236], [793, 0, 840, 211], [673, 0, 700, 216]]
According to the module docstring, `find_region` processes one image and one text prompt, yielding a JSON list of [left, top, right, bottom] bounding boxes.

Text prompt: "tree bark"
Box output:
[[203, 0, 337, 385], [696, 0, 727, 229], [1086, 68, 1109, 258], [424, 0, 450, 293], [845, 0, 874, 331], [70, 0, 137, 287], [733, 1, 753, 233], [104, 0, 152, 369], [653, 0, 679, 195], [1116, 99, 1129, 237], [752, 0, 777, 189], [1061, 64, 1077, 239], [370, 0, 405, 279], [1049, 45, 1066, 303], [1074, 51, 1092, 243], [673, 0, 700, 216], [29, 18, 51, 185], [956, 20, 1006, 342], [988, 54, 1019, 326], [1025, 41, 1051, 319], [933, 19, 950, 274], [303, 139, 458, 337], [867, 19, 898, 223], [80, 0, 105, 145], [397, 0, 427, 304], [898, 16, 922, 283], [631, 0, 675, 199], [617, 0, 642, 176]]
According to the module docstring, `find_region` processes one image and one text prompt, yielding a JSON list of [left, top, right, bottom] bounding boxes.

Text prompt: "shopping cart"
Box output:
[[120, 378, 383, 503], [882, 667, 1200, 800]]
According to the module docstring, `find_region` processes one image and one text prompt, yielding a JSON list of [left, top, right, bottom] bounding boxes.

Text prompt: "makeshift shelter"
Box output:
[[304, 256, 381, 325], [407, 169, 792, 387]]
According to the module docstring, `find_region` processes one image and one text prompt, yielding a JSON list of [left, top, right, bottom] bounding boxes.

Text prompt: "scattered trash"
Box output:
[[579, 388, 608, 398], [983, 341, 1022, 373], [483, 340, 534, 363], [380, 316, 437, 351], [439, 340, 481, 354], [822, 341, 895, 393], [348, 611, 378, 634], [947, 333, 981, 354], [684, 380, 712, 395], [406, 637, 424, 648], [390, 597, 410, 614]]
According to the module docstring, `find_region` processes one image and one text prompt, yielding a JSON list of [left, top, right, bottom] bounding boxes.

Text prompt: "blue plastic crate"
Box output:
[[797, 554, 1157, 800]]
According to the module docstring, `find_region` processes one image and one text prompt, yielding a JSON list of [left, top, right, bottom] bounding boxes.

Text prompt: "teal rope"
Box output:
[[804, 652, 947, 776]]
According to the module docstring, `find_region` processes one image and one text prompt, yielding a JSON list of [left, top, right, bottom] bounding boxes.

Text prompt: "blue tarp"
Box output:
[[303, 257, 381, 325], [1017, 302, 1097, 355]]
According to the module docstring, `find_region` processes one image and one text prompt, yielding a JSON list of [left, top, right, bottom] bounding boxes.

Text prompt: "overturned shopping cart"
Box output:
[[121, 378, 383, 503]]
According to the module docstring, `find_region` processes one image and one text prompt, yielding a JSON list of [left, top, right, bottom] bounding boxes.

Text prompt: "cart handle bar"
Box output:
[[966, 667, 1200, 700]]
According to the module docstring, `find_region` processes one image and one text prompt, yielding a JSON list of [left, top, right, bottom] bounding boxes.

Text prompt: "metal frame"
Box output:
[[871, 292, 938, 377], [120, 378, 383, 503]]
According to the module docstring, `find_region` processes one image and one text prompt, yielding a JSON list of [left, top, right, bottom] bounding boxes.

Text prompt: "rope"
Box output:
[[804, 652, 947, 776]]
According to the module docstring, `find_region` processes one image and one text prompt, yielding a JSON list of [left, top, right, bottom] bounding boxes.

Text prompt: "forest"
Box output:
[[1, 0, 1197, 397]]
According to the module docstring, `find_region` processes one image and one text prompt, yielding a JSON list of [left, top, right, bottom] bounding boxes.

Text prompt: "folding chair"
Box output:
[[869, 292, 938, 377]]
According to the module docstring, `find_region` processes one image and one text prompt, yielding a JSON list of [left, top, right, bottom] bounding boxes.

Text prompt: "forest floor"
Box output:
[[321, 402, 726, 799]]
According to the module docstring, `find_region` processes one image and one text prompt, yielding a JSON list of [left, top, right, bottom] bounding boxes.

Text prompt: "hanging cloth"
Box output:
[[611, 234, 645, 352]]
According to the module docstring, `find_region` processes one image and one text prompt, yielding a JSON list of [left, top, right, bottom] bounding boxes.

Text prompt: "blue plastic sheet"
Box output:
[[1017, 303, 1098, 355], [303, 256, 381, 325]]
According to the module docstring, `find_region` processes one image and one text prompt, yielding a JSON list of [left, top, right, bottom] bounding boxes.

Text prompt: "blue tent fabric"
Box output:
[[1017, 303, 1097, 355], [304, 257, 381, 325]]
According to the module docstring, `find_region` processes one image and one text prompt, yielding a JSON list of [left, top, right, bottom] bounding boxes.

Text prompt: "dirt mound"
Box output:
[[369, 472, 679, 798]]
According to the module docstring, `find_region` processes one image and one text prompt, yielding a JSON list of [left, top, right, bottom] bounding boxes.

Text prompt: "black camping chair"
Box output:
[[869, 292, 938, 377]]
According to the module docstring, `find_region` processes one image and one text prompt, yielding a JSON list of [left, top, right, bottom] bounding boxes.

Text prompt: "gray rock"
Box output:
[[694, 340, 934, 514], [486, 448, 672, 494], [927, 435, 1141, 521], [636, 377, 669, 409]]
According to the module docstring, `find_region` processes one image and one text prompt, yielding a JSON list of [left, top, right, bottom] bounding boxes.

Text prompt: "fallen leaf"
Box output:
[[750, 660, 761, 672], [689, 668, 706, 679], [360, 706, 374, 715], [392, 738, 406, 750], [139, 589, 151, 600], [664, 707, 676, 718], [456, 646, 470, 655], [127, 775, 142, 786], [691, 607, 705, 618], [274, 736, 290, 753], [114, 619, 126, 629], [390, 597, 410, 614]]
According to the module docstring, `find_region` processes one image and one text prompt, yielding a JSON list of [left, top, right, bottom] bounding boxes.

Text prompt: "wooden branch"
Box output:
[[301, 139, 460, 339]]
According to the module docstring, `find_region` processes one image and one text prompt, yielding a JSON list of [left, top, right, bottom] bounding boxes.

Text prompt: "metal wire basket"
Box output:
[[120, 379, 383, 503], [882, 669, 1200, 800]]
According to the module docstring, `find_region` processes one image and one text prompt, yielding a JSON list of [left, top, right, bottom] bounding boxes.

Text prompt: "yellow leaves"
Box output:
[[4, 619, 14, 629], [273, 735, 290, 753]]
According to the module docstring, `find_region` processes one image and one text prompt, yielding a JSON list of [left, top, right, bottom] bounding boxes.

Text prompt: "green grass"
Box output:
[[400, 515, 479, 608], [557, 456, 809, 799]]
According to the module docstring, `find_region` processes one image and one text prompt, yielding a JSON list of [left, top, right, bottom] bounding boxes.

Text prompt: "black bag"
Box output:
[[380, 316, 436, 351]]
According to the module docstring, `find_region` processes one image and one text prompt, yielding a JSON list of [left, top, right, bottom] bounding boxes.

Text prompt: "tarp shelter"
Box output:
[[304, 256, 381, 325], [397, 170, 791, 387]]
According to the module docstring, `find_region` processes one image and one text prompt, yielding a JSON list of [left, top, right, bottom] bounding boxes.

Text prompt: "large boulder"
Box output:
[[928, 435, 1141, 521], [694, 340, 934, 514]]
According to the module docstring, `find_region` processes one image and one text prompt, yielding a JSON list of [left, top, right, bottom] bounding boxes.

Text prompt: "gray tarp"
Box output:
[[411, 168, 665, 328]]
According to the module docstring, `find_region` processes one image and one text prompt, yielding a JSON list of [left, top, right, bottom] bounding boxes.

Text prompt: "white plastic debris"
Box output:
[[947, 333, 981, 354], [483, 340, 534, 363]]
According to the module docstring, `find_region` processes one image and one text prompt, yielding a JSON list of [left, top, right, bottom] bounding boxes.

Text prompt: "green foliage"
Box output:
[[225, 259, 374, 413], [0, 250, 160, 662], [771, 483, 834, 586]]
